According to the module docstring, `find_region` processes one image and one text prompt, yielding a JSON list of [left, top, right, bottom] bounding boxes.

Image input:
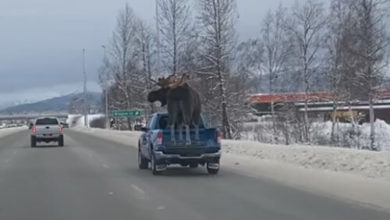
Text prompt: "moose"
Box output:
[[147, 74, 201, 145]]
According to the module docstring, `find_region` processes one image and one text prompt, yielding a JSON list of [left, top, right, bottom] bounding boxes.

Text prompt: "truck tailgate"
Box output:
[[36, 125, 60, 135]]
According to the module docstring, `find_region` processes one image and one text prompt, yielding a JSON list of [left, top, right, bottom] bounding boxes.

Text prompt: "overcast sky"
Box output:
[[0, 0, 296, 107]]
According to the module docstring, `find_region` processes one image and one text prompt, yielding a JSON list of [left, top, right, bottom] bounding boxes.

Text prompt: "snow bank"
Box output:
[[243, 119, 390, 151], [67, 114, 105, 128], [0, 126, 27, 139], [72, 127, 390, 181], [310, 120, 390, 151], [223, 140, 390, 181]]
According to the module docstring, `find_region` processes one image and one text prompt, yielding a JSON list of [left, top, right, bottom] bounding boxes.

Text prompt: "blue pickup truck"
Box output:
[[138, 113, 222, 175]]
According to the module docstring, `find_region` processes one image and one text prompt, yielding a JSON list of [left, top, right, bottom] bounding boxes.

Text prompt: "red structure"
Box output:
[[248, 91, 390, 104], [248, 92, 334, 104], [247, 91, 390, 123]]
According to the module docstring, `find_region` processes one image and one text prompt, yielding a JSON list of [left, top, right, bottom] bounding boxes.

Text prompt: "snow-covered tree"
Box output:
[[325, 0, 356, 143], [157, 0, 192, 76], [285, 0, 326, 142], [197, 0, 238, 139], [348, 0, 389, 150]]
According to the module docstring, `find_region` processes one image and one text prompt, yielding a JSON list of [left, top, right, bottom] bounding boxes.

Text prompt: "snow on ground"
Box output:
[[310, 120, 390, 151], [71, 127, 390, 209], [243, 119, 390, 151], [0, 126, 27, 139], [67, 114, 105, 128], [72, 127, 390, 182], [223, 140, 390, 181]]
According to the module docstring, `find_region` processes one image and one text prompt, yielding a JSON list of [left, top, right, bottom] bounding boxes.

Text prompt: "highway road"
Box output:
[[0, 129, 389, 220]]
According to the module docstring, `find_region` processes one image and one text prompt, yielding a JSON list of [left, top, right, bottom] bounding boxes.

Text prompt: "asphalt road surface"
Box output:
[[0, 129, 389, 220]]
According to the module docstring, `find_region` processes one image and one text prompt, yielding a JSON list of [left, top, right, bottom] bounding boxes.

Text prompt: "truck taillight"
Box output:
[[157, 132, 163, 145], [32, 126, 37, 133], [217, 131, 222, 144]]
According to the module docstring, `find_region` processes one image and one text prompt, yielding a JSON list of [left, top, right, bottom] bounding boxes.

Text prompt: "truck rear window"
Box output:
[[35, 118, 58, 125]]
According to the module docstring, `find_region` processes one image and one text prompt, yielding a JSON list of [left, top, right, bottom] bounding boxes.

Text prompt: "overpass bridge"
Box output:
[[0, 113, 69, 122]]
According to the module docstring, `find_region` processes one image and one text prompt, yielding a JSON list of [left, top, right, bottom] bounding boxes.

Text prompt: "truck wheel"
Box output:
[[207, 162, 220, 175], [138, 149, 149, 169], [151, 154, 162, 175], [31, 136, 36, 148], [58, 135, 64, 147]]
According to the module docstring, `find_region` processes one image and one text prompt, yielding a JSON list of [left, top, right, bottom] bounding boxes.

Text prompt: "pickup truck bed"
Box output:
[[138, 113, 221, 175]]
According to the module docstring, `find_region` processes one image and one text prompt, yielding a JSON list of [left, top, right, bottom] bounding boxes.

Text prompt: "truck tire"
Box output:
[[151, 154, 162, 175], [58, 135, 64, 147], [31, 136, 36, 148], [138, 149, 149, 169], [207, 162, 220, 175]]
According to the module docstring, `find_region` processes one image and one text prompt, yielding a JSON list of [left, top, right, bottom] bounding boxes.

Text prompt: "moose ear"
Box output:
[[177, 74, 190, 86]]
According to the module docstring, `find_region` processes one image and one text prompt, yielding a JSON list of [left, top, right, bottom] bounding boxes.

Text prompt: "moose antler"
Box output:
[[155, 75, 177, 88], [169, 74, 190, 88]]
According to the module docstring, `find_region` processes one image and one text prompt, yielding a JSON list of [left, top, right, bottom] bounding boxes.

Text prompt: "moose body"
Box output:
[[147, 75, 202, 144]]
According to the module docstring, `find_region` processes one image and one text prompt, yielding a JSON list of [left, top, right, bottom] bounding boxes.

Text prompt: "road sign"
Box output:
[[110, 110, 141, 118]]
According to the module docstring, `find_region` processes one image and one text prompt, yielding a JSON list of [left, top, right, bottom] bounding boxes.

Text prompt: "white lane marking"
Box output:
[[157, 206, 166, 211], [131, 184, 145, 194], [108, 192, 114, 195], [102, 163, 110, 168]]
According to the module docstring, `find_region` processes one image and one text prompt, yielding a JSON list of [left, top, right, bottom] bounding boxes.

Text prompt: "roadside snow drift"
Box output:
[[71, 127, 390, 210], [67, 114, 105, 128], [243, 119, 390, 151], [0, 126, 27, 139], [223, 140, 390, 181], [72, 127, 390, 181]]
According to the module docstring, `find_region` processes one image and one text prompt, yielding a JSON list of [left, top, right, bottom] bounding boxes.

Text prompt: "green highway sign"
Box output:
[[110, 110, 141, 118]]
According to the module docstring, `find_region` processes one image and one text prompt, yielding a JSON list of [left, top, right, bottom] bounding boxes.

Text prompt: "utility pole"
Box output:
[[83, 48, 88, 127], [155, 0, 161, 74], [102, 45, 109, 129]]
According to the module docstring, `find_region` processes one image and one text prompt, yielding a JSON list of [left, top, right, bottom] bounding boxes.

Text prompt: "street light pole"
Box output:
[[102, 45, 109, 129], [155, 0, 161, 74], [83, 48, 88, 127]]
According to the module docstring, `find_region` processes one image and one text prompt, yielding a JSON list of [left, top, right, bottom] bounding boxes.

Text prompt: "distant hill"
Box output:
[[0, 92, 102, 114]]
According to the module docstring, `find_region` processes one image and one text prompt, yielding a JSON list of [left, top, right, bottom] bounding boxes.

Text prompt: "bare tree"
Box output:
[[349, 0, 389, 150], [157, 0, 191, 76], [136, 21, 157, 117], [285, 0, 326, 142], [106, 4, 142, 129], [261, 4, 293, 143], [197, 0, 238, 139], [235, 39, 264, 93], [325, 0, 354, 143]]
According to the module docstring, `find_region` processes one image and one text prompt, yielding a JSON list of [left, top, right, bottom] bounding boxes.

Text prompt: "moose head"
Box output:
[[147, 76, 176, 106]]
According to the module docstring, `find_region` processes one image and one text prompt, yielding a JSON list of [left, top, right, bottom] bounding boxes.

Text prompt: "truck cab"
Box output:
[[138, 113, 222, 175]]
